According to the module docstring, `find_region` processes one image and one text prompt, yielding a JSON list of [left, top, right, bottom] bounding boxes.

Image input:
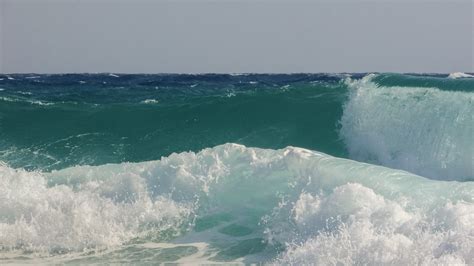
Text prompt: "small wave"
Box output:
[[17, 91, 33, 95], [0, 96, 17, 102], [109, 73, 120, 78], [140, 99, 159, 104], [30, 100, 54, 106], [0, 96, 54, 106], [448, 72, 474, 79]]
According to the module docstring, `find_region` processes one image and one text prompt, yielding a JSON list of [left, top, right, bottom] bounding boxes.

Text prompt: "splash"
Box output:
[[341, 74, 473, 181]]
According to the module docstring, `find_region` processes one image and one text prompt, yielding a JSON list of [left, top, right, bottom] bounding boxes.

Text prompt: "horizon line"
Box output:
[[1, 72, 473, 76]]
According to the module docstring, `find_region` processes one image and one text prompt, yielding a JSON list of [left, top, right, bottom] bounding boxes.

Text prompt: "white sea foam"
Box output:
[[141, 99, 159, 104], [0, 163, 193, 254], [29, 100, 55, 106], [0, 96, 54, 106], [0, 96, 17, 102], [277, 193, 473, 265], [17, 91, 33, 95], [1, 144, 472, 264], [341, 74, 474, 181], [448, 72, 474, 79], [109, 73, 120, 78]]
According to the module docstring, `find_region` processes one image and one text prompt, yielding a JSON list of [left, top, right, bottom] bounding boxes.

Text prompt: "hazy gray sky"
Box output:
[[1, 0, 472, 73]]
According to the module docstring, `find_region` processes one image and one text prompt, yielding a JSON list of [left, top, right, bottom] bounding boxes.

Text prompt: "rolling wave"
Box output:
[[1, 144, 473, 263]]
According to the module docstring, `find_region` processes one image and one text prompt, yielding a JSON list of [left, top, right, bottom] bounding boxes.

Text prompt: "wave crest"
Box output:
[[341, 74, 474, 181], [448, 72, 474, 79]]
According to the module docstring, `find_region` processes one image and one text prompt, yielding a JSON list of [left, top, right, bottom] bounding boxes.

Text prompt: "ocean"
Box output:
[[0, 73, 473, 264]]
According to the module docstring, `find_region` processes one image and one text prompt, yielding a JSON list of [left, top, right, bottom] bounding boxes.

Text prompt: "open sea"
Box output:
[[0, 73, 473, 264]]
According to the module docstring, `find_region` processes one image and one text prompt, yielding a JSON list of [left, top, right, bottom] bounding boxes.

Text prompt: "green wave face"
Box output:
[[0, 74, 349, 171], [0, 73, 471, 180]]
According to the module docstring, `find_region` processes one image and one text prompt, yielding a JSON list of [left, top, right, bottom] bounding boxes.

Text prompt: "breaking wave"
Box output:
[[1, 144, 472, 264], [341, 74, 473, 181], [448, 72, 474, 79]]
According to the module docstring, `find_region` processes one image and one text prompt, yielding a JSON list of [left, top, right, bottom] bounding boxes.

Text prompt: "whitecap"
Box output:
[[29, 100, 54, 106], [141, 99, 159, 104], [448, 72, 474, 79], [17, 91, 33, 95], [0, 96, 16, 102]]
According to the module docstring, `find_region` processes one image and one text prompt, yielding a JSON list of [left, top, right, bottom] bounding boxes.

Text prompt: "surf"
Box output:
[[1, 73, 473, 264], [1, 144, 473, 264]]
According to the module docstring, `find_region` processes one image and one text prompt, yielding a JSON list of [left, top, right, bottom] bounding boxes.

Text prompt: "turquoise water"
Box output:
[[0, 73, 473, 264], [0, 73, 350, 171]]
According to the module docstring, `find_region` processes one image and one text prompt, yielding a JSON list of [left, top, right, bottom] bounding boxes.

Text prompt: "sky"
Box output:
[[0, 0, 472, 73]]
